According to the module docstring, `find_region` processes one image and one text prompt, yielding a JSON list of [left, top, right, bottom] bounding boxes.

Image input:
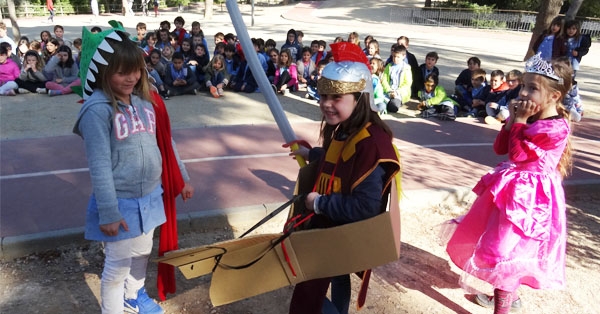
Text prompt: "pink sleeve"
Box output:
[[274, 68, 280, 85], [288, 64, 298, 89], [507, 120, 567, 163], [493, 126, 510, 155], [11, 62, 20, 79]]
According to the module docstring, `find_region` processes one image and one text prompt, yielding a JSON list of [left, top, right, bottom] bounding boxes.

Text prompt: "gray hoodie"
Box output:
[[74, 90, 187, 225]]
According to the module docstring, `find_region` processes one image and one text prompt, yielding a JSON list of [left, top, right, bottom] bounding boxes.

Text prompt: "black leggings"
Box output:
[[15, 78, 46, 93], [276, 71, 291, 91]]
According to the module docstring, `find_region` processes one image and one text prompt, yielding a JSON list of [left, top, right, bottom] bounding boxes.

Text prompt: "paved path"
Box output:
[[1, 0, 599, 259]]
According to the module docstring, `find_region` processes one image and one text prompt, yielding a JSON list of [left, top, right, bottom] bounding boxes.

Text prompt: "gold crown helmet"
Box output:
[[317, 42, 376, 111]]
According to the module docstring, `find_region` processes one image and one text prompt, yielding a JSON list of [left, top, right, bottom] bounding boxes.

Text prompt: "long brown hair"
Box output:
[[320, 92, 392, 149], [95, 31, 152, 111], [537, 57, 573, 178]]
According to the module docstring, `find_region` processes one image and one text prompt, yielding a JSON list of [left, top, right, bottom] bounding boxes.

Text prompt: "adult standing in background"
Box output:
[[153, 0, 160, 17], [126, 0, 135, 16], [142, 0, 149, 16], [91, 0, 99, 19], [46, 0, 55, 23]]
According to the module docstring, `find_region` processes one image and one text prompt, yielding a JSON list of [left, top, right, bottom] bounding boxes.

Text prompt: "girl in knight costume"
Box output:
[[445, 54, 573, 314], [73, 22, 193, 314], [285, 42, 401, 314]]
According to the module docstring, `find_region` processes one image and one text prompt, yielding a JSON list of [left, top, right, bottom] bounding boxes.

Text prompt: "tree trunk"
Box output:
[[205, 0, 213, 20], [524, 0, 563, 60], [6, 0, 20, 41], [565, 0, 584, 20], [122, 0, 127, 15]]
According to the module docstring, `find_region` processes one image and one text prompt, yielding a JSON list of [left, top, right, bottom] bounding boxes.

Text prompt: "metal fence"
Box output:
[[390, 7, 600, 38], [0, 1, 280, 19]]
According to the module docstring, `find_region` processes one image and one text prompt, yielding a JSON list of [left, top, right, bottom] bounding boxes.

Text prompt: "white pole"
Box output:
[[226, 0, 305, 166]]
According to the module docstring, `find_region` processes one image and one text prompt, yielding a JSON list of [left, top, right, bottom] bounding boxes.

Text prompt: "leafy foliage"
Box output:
[[435, 0, 599, 18]]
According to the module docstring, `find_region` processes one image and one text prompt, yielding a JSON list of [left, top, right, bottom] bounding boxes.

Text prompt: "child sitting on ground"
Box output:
[[204, 54, 229, 98], [145, 55, 169, 99], [381, 45, 412, 113], [417, 73, 458, 120], [305, 59, 326, 101], [370, 57, 386, 115], [223, 43, 241, 81], [563, 79, 584, 122], [0, 45, 19, 96], [160, 45, 174, 66], [188, 43, 210, 86], [44, 45, 81, 96], [296, 46, 315, 90], [457, 69, 487, 117], [454, 56, 481, 102], [484, 70, 523, 124], [416, 51, 440, 96], [164, 52, 200, 97], [16, 50, 47, 94], [272, 48, 298, 95]]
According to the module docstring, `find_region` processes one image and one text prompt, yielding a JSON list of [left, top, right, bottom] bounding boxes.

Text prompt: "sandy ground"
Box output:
[[1, 1, 599, 313], [1, 190, 599, 314]]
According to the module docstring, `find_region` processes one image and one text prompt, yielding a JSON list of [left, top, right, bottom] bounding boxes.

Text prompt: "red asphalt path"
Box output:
[[1, 118, 599, 239]]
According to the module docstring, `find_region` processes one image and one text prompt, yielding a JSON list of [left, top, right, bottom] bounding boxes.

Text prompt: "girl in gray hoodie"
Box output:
[[74, 28, 192, 314]]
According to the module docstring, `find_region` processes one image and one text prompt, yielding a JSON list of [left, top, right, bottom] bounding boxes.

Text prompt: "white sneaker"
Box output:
[[36, 88, 47, 94], [18, 88, 30, 94]]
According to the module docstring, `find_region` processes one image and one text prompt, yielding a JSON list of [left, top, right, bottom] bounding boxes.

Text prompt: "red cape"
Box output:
[[152, 91, 185, 301]]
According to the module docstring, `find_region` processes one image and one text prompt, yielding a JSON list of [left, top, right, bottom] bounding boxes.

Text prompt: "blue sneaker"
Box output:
[[124, 287, 164, 314]]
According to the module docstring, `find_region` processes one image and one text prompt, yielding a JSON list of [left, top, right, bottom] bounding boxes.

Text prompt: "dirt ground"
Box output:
[[1, 191, 598, 314]]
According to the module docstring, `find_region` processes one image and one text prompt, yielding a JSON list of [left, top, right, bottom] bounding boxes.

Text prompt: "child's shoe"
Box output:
[[209, 86, 219, 98], [475, 292, 522, 312], [282, 89, 289, 96], [160, 90, 169, 100], [124, 287, 164, 314], [484, 116, 502, 125], [438, 112, 456, 121], [217, 88, 224, 96], [271, 84, 278, 94], [192, 88, 198, 95], [48, 90, 62, 96], [3, 89, 16, 96], [420, 108, 437, 118], [18, 88, 30, 94], [36, 88, 47, 94]]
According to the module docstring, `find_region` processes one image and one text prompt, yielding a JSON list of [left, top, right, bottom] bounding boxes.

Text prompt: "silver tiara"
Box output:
[[524, 53, 563, 85]]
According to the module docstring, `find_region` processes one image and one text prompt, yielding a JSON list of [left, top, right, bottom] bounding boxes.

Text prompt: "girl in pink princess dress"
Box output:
[[445, 54, 573, 314]]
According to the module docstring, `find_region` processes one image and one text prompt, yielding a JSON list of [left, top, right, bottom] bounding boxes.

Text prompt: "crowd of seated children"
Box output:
[[2, 20, 590, 127]]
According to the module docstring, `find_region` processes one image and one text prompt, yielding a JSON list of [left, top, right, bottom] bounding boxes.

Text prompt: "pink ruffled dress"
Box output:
[[446, 117, 570, 293]]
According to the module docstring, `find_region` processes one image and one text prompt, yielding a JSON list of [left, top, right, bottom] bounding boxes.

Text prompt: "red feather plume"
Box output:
[[329, 42, 371, 71]]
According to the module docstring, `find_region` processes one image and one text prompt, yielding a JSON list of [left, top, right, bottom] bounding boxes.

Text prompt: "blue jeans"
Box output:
[[322, 275, 350, 314]]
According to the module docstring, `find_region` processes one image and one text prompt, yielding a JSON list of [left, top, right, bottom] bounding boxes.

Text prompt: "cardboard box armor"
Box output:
[[156, 181, 401, 306]]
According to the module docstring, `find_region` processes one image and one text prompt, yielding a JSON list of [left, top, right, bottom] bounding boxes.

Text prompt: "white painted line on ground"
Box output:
[[1, 139, 595, 180]]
